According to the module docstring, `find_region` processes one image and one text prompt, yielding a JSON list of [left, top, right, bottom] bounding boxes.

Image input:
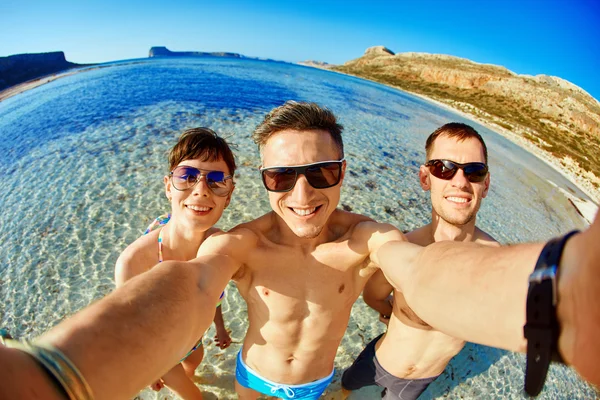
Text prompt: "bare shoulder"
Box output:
[[198, 220, 260, 258], [336, 211, 405, 253], [114, 231, 158, 286], [475, 227, 501, 247], [405, 225, 433, 246]]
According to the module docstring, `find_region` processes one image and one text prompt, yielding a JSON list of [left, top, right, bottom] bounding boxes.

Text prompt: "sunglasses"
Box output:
[[169, 166, 233, 196], [260, 159, 344, 192], [425, 159, 488, 183]]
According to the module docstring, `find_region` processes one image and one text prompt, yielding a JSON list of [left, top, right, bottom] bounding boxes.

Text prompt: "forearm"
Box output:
[[213, 305, 226, 331], [384, 240, 543, 352], [556, 220, 600, 386], [37, 260, 217, 400]]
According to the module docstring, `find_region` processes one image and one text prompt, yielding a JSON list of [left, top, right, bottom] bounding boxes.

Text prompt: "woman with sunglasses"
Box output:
[[115, 127, 236, 400]]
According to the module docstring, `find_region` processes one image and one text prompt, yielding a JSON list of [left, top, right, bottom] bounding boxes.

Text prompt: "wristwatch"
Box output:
[[523, 230, 579, 396]]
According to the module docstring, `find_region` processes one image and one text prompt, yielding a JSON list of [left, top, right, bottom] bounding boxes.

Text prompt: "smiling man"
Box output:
[[342, 123, 499, 399], [171, 101, 407, 400]]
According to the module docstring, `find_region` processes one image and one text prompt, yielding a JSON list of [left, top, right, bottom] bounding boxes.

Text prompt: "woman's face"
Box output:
[[164, 157, 234, 232]]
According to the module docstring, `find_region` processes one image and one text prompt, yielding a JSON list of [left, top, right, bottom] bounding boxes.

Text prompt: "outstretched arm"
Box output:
[[377, 213, 600, 387], [30, 229, 250, 399], [37, 257, 234, 400]]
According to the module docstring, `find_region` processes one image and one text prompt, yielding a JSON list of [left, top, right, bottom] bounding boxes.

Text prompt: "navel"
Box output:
[[262, 288, 270, 296], [338, 284, 345, 294]]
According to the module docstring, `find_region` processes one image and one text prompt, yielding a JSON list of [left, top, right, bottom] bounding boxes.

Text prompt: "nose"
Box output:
[[288, 173, 314, 203], [450, 168, 470, 189], [192, 175, 211, 197]]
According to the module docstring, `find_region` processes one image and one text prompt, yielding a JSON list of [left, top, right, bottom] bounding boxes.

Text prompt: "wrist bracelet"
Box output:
[[523, 230, 579, 396], [1, 331, 93, 400]]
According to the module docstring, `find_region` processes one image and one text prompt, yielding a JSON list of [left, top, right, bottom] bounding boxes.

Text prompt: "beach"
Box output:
[[1, 59, 596, 400], [2, 62, 597, 225]]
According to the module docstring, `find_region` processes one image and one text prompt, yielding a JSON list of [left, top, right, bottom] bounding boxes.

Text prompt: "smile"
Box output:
[[445, 196, 471, 204], [186, 205, 212, 212], [289, 206, 321, 216]]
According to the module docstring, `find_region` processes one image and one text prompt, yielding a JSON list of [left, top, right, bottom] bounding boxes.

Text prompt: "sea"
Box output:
[[0, 57, 595, 399]]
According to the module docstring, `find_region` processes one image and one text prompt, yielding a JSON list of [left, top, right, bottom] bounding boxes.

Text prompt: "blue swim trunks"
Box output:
[[236, 350, 334, 399]]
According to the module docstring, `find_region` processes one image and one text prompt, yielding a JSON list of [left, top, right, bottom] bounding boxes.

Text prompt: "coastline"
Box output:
[[0, 68, 85, 102], [2, 61, 598, 223], [304, 63, 599, 223]]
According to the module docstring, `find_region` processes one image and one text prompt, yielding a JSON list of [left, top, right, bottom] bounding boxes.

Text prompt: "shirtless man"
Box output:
[[185, 101, 406, 399], [342, 122, 499, 399]]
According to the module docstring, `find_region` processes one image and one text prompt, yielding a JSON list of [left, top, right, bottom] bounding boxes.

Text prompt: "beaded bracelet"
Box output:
[[1, 330, 93, 400]]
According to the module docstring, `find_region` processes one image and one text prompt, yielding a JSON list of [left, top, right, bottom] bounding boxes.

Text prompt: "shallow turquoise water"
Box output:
[[0, 58, 593, 399]]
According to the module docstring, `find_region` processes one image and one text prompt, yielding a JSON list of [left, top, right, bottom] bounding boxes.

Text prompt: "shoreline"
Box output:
[[304, 63, 599, 223], [2, 61, 598, 223], [0, 68, 87, 102]]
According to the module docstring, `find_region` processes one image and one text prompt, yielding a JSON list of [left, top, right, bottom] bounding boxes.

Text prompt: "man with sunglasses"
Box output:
[[342, 123, 499, 399], [177, 101, 406, 400]]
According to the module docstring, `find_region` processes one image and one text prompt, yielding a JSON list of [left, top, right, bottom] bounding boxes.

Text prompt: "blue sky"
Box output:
[[2, 0, 599, 99]]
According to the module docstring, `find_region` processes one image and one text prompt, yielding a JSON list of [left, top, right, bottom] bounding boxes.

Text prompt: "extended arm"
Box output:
[[38, 258, 232, 400], [377, 213, 600, 387], [35, 229, 247, 400]]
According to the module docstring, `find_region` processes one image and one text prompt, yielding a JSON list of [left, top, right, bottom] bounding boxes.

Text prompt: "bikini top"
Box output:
[[143, 213, 224, 305]]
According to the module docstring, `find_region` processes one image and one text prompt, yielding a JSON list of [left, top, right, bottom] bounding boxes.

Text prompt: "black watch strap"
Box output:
[[523, 230, 579, 396]]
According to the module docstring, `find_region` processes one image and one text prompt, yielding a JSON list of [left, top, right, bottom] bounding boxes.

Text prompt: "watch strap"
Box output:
[[523, 230, 579, 396]]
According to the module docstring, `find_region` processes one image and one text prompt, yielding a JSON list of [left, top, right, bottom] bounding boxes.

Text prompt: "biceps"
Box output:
[[114, 259, 147, 287], [363, 270, 394, 303]]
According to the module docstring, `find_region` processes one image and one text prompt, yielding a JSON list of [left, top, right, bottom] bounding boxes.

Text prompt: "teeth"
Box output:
[[446, 197, 469, 203], [187, 205, 210, 212], [292, 207, 316, 216]]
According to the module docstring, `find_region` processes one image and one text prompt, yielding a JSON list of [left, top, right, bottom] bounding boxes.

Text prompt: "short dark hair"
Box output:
[[168, 127, 237, 175], [425, 123, 488, 164], [252, 101, 344, 158]]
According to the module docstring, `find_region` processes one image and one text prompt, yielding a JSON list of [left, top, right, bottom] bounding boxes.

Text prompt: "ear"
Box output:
[[419, 165, 431, 191], [339, 159, 347, 184], [224, 185, 235, 208], [164, 175, 173, 201], [482, 173, 490, 198]]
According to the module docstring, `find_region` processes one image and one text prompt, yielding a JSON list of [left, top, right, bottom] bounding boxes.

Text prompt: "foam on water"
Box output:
[[0, 58, 594, 399]]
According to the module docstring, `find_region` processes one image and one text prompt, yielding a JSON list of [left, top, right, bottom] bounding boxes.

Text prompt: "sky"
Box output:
[[2, 0, 600, 99]]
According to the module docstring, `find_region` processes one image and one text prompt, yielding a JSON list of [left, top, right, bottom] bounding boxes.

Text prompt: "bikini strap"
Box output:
[[158, 228, 164, 263]]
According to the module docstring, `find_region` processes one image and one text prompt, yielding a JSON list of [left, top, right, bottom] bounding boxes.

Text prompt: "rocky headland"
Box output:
[[0, 51, 87, 91], [149, 46, 244, 58], [326, 46, 600, 203]]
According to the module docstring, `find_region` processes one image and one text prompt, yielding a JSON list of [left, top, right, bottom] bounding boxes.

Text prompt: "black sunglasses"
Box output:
[[170, 166, 233, 196], [425, 159, 488, 183], [260, 159, 344, 192]]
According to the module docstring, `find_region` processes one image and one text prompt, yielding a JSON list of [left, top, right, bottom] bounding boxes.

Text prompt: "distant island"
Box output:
[[308, 46, 600, 201], [0, 51, 90, 91], [148, 46, 244, 58]]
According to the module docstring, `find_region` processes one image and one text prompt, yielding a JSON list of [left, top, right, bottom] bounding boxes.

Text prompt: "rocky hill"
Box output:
[[0, 52, 85, 91], [149, 46, 243, 58], [332, 46, 600, 193]]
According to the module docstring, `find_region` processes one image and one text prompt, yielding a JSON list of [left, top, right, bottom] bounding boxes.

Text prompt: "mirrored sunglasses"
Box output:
[[170, 166, 233, 196], [426, 159, 488, 183], [260, 159, 344, 192]]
